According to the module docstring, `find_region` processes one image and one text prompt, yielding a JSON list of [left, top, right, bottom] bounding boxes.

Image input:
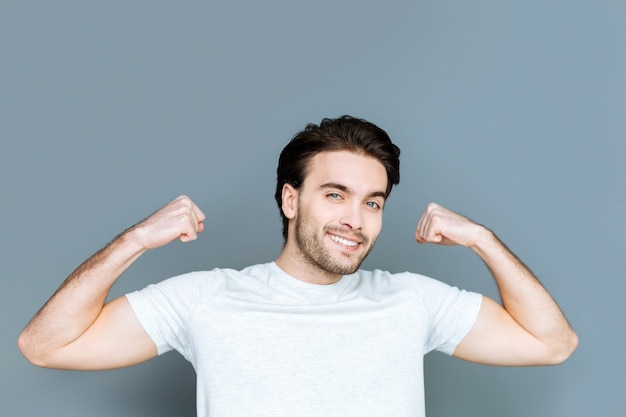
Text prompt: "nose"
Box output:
[[339, 202, 363, 230]]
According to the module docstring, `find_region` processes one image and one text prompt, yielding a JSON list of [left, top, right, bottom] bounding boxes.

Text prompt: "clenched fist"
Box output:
[[130, 195, 206, 250], [415, 203, 486, 248]]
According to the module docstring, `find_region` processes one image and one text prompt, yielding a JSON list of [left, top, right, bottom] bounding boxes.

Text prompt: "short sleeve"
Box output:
[[402, 273, 483, 355], [125, 271, 208, 360]]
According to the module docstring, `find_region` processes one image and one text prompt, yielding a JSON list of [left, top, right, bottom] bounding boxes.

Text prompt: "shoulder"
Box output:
[[354, 269, 480, 306], [158, 263, 269, 286], [239, 262, 275, 279], [152, 269, 226, 290], [130, 265, 262, 300], [353, 269, 448, 291]]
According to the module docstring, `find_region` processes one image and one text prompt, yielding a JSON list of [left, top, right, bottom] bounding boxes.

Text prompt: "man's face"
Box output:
[[291, 151, 388, 276]]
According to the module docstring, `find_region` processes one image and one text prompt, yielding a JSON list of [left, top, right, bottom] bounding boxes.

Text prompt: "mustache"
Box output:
[[324, 225, 367, 244]]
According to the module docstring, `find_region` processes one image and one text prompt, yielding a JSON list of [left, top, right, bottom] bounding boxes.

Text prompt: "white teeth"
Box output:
[[330, 235, 358, 247]]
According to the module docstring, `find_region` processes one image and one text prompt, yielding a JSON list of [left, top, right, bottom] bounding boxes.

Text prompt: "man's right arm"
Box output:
[[17, 195, 206, 370]]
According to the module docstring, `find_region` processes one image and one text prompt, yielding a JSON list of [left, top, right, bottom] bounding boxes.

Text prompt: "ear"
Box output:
[[281, 183, 298, 220]]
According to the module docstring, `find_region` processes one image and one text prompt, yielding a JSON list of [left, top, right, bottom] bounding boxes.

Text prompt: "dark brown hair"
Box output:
[[275, 115, 401, 241]]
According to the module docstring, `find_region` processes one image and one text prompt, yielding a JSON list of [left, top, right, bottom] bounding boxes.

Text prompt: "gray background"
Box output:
[[1, 1, 624, 416]]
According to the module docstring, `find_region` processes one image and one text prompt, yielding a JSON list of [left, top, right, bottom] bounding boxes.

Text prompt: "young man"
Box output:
[[19, 116, 577, 417]]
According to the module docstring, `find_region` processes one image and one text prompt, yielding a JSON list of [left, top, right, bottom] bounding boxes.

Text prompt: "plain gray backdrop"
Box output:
[[1, 1, 624, 416]]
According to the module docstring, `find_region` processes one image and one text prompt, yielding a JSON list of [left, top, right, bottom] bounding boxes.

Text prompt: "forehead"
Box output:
[[303, 151, 388, 193]]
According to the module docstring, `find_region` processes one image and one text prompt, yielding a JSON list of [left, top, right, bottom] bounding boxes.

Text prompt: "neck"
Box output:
[[275, 243, 343, 285]]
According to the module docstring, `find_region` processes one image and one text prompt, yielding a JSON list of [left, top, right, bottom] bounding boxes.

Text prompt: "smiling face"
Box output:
[[276, 150, 388, 284]]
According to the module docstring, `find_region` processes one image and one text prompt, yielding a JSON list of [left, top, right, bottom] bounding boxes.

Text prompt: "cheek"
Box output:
[[299, 201, 332, 227], [367, 215, 383, 237], [313, 201, 342, 222]]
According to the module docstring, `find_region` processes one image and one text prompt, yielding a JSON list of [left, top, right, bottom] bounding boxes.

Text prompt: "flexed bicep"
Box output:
[[453, 296, 568, 366], [40, 296, 157, 370]]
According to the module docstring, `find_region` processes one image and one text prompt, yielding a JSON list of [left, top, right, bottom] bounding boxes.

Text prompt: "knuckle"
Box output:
[[426, 202, 439, 213], [175, 194, 192, 206]]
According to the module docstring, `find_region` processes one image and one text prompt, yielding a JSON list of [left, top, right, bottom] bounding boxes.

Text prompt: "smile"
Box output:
[[329, 234, 359, 247]]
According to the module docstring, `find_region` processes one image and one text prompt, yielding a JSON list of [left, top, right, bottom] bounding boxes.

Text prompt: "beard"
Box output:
[[294, 207, 376, 276]]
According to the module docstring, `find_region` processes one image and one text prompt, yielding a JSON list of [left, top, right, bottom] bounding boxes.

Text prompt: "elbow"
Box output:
[[17, 331, 49, 368], [17, 331, 38, 365], [547, 329, 579, 365]]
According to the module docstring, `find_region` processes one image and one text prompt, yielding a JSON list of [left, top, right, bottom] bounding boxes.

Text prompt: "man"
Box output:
[[19, 116, 577, 417]]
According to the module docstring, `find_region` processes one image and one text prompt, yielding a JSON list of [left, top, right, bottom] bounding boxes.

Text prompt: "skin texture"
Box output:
[[17, 195, 206, 370], [275, 151, 387, 284], [414, 203, 578, 365], [18, 150, 577, 371]]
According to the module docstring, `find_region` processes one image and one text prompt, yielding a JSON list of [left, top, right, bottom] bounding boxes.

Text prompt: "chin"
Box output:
[[323, 256, 364, 276]]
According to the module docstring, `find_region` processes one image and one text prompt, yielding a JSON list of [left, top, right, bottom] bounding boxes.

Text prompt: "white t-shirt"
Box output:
[[126, 262, 482, 417]]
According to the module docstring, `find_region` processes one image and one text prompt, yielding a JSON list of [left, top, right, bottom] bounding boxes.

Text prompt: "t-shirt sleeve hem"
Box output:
[[438, 292, 483, 355], [125, 292, 173, 355]]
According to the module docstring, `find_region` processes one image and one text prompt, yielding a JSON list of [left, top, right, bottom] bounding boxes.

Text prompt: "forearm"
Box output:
[[18, 229, 146, 364], [470, 226, 578, 359]]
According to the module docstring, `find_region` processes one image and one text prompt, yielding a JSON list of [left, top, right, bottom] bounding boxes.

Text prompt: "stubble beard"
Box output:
[[294, 208, 376, 277]]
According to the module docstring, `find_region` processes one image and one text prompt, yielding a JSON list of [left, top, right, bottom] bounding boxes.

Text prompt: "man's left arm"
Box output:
[[416, 203, 578, 366]]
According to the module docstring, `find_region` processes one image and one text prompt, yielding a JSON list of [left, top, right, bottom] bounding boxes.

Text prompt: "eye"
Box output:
[[365, 201, 381, 210], [327, 193, 342, 200]]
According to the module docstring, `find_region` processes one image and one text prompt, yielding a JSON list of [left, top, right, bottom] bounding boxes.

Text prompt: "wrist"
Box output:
[[468, 225, 497, 253], [116, 226, 150, 256]]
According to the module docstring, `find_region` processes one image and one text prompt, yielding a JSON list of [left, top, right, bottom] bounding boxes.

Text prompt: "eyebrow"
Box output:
[[319, 182, 387, 199]]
